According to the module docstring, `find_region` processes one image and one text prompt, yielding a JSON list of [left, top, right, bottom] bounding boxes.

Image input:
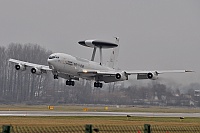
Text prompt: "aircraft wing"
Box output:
[[78, 69, 193, 76], [78, 69, 193, 82], [9, 58, 51, 71]]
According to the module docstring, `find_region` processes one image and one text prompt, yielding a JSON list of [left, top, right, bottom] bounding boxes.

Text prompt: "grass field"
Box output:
[[0, 104, 200, 113], [0, 116, 200, 133]]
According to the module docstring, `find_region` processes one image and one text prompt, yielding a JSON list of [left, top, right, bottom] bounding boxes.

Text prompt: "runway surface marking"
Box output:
[[0, 111, 200, 117]]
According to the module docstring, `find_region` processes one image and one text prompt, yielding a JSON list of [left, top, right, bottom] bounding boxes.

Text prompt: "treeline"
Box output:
[[0, 44, 51, 103]]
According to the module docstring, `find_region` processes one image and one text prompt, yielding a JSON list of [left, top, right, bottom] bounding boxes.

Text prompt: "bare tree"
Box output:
[[0, 43, 52, 103]]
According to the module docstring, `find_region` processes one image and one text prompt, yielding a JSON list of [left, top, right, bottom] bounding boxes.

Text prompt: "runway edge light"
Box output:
[[48, 106, 54, 110]]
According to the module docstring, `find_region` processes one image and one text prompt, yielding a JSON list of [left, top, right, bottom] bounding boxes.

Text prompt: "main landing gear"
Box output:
[[53, 74, 75, 86], [94, 82, 103, 88], [66, 80, 75, 86]]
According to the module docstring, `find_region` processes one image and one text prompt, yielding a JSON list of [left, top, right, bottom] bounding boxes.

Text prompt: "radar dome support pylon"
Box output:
[[78, 39, 118, 65], [91, 47, 97, 61]]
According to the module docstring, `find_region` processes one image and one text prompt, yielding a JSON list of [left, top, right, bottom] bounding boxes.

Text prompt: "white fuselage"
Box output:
[[47, 53, 113, 77]]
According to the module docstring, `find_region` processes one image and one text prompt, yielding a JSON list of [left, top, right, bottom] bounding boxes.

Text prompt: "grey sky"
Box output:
[[0, 0, 200, 85]]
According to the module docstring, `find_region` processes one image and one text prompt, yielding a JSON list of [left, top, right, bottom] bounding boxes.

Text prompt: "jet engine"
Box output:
[[31, 68, 42, 75], [147, 72, 158, 80], [15, 64, 26, 71], [115, 72, 128, 81]]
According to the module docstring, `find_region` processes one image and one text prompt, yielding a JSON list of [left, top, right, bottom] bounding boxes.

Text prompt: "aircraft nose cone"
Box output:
[[47, 58, 54, 65], [47, 60, 51, 66], [47, 59, 54, 69]]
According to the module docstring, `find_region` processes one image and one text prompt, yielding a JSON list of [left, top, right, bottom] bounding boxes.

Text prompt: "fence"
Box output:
[[1, 124, 200, 133]]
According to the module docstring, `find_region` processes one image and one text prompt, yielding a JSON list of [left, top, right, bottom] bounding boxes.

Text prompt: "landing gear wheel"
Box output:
[[99, 83, 103, 88], [94, 82, 103, 88], [71, 81, 75, 86], [66, 80, 75, 86], [53, 75, 58, 79]]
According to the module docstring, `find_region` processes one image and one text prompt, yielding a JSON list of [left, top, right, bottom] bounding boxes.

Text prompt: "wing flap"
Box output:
[[77, 69, 118, 77]]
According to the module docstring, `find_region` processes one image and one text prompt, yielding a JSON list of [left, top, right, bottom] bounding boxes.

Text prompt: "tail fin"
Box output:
[[108, 37, 120, 69]]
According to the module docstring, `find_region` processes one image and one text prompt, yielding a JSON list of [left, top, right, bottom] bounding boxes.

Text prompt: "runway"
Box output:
[[0, 111, 200, 117]]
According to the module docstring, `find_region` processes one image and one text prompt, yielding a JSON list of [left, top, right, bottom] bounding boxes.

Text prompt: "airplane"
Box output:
[[9, 39, 193, 88]]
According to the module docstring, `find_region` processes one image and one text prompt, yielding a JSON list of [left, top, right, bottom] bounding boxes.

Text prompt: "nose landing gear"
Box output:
[[53, 75, 58, 79]]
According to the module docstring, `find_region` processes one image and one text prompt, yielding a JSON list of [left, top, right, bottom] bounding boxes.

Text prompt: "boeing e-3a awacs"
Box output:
[[9, 39, 193, 88]]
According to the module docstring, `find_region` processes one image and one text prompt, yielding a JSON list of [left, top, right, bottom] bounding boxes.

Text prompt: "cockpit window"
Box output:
[[48, 55, 59, 59], [49, 56, 55, 59]]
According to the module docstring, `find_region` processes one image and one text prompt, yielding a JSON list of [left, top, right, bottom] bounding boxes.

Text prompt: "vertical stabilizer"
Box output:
[[108, 37, 120, 69]]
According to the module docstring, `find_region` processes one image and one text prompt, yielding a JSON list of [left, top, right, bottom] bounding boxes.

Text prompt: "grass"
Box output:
[[0, 116, 200, 126], [0, 104, 200, 113], [0, 115, 200, 132]]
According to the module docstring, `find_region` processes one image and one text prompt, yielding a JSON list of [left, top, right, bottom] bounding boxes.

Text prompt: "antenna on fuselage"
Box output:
[[78, 39, 118, 65]]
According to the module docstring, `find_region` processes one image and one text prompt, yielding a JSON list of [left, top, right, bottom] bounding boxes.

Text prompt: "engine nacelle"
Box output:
[[147, 72, 158, 80], [31, 68, 42, 75], [15, 64, 26, 71], [115, 72, 128, 81]]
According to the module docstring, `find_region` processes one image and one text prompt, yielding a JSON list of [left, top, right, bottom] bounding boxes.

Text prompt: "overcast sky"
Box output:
[[0, 0, 200, 85]]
